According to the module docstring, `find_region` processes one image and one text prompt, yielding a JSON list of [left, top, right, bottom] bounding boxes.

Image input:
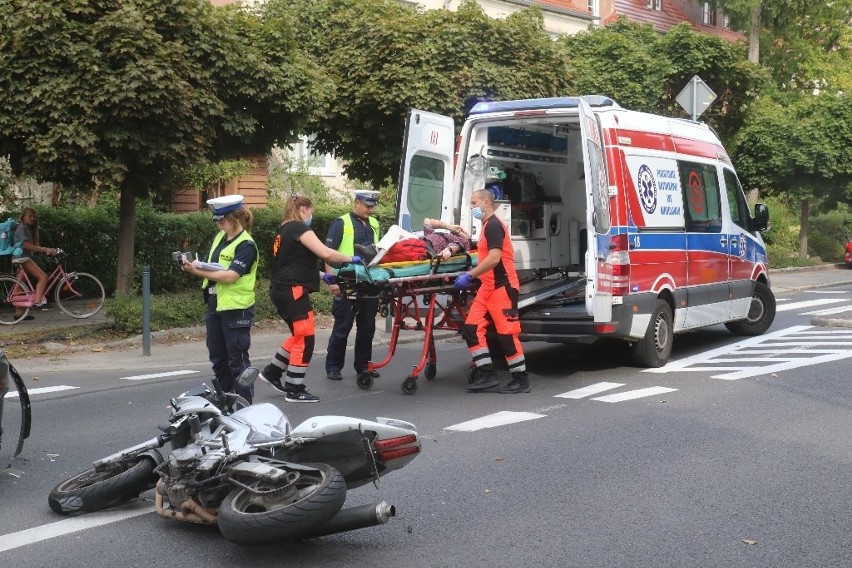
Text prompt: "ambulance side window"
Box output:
[[678, 161, 722, 233], [723, 169, 750, 231], [406, 155, 446, 229]]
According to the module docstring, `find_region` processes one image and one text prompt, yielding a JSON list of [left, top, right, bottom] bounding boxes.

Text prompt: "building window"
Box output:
[[703, 2, 717, 26], [587, 0, 598, 16], [723, 14, 730, 29], [295, 135, 332, 176], [647, 0, 662, 10]]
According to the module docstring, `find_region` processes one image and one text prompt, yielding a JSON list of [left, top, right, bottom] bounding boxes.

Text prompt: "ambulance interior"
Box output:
[[461, 118, 590, 295]]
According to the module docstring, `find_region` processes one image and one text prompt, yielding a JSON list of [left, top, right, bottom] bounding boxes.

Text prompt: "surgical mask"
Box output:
[[471, 207, 484, 220], [304, 216, 313, 227]]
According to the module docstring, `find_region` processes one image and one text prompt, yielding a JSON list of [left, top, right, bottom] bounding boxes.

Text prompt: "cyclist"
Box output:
[[13, 207, 59, 320]]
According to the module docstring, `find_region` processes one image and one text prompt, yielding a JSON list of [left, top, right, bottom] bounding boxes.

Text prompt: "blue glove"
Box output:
[[454, 273, 473, 289], [350, 255, 362, 264], [321, 273, 336, 285]]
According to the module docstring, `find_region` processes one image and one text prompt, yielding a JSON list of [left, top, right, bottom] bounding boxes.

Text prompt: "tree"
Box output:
[[0, 0, 321, 293], [283, 0, 573, 188], [733, 94, 852, 258]]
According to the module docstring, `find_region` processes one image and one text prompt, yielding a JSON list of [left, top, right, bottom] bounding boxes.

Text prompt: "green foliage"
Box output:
[[808, 206, 852, 264], [180, 160, 253, 192], [0, 155, 14, 208], [284, 0, 572, 188]]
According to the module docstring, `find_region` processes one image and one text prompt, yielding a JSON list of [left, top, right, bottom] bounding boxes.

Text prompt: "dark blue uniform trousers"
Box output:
[[206, 296, 254, 402], [325, 295, 379, 375]]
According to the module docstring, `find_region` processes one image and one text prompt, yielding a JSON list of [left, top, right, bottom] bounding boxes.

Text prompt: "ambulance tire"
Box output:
[[632, 299, 673, 368], [725, 281, 776, 336]]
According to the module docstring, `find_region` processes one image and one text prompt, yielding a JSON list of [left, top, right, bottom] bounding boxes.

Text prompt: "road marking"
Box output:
[[119, 370, 200, 381], [4, 385, 79, 398], [775, 298, 846, 312], [445, 411, 545, 432], [0, 501, 151, 553], [555, 382, 624, 399], [645, 325, 852, 380], [804, 290, 848, 294], [593, 386, 677, 403], [803, 305, 852, 316]]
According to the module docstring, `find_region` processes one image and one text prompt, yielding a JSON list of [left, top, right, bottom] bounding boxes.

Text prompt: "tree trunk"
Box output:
[[798, 198, 809, 260], [115, 186, 137, 295], [748, 2, 762, 63]]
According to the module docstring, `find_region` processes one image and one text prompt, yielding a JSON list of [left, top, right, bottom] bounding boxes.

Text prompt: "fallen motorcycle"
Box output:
[[0, 349, 31, 458], [48, 368, 421, 546]]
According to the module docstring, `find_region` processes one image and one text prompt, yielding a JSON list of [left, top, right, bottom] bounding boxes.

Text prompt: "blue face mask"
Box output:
[[304, 216, 313, 227], [471, 207, 484, 220]]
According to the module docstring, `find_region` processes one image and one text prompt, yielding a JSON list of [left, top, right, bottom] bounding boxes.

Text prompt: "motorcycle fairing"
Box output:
[[0, 350, 31, 457]]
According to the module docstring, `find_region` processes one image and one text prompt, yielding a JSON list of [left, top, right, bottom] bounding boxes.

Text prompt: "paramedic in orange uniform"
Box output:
[[453, 189, 529, 394]]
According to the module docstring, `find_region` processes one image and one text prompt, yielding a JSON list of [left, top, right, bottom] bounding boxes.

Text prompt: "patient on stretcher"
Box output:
[[355, 221, 471, 265]]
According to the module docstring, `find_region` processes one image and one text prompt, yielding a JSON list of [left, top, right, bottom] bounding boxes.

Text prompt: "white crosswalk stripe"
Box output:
[[3, 385, 78, 398]]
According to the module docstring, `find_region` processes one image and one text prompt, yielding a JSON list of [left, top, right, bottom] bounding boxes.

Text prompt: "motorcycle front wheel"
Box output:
[[48, 457, 158, 515], [218, 462, 346, 546]]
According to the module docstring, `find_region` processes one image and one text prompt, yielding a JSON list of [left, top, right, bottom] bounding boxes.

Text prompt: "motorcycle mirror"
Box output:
[[237, 367, 259, 390]]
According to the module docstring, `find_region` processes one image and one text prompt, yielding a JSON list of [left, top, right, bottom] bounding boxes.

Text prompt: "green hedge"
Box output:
[[1, 201, 395, 295]]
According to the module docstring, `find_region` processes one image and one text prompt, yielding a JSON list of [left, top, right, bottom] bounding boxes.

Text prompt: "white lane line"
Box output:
[[712, 351, 852, 380], [119, 370, 200, 381], [4, 385, 79, 398], [644, 325, 813, 373], [804, 290, 848, 294], [592, 386, 677, 403], [804, 306, 852, 315], [776, 299, 846, 312], [0, 501, 152, 553], [554, 382, 624, 399], [445, 411, 545, 432]]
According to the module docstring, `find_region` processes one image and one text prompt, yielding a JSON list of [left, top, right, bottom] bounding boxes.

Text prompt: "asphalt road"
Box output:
[[2, 277, 852, 567]]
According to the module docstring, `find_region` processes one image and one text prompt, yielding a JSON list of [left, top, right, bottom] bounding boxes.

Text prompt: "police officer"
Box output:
[[324, 190, 381, 382], [453, 188, 530, 394], [181, 195, 258, 402]]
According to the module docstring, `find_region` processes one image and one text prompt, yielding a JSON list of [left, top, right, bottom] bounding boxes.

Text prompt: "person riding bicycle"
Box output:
[[12, 207, 59, 320]]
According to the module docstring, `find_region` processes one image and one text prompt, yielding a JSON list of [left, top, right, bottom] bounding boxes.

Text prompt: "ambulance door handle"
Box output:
[[719, 237, 728, 247]]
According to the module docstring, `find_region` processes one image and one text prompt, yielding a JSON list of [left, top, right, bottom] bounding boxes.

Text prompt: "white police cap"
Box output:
[[207, 195, 245, 220], [354, 190, 380, 206]]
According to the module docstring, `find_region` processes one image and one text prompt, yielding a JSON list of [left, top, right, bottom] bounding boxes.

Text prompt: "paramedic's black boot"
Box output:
[[499, 372, 530, 394], [467, 364, 500, 392]]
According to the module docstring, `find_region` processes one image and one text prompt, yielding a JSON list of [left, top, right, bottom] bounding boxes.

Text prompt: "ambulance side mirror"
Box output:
[[752, 203, 770, 232]]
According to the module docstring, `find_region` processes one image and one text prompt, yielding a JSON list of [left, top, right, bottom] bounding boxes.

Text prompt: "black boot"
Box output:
[[499, 372, 530, 394], [467, 364, 500, 392]]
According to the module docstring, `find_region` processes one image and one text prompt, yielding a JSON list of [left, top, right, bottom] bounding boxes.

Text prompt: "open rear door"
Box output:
[[396, 109, 455, 232], [577, 97, 612, 321]]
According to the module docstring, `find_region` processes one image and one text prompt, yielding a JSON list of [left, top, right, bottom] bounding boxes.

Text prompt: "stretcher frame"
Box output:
[[334, 254, 477, 395]]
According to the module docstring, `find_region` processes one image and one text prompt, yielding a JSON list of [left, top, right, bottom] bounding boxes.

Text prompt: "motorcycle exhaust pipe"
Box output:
[[301, 501, 396, 539]]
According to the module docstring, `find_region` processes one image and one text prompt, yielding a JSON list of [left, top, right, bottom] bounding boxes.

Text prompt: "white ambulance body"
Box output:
[[395, 96, 775, 366]]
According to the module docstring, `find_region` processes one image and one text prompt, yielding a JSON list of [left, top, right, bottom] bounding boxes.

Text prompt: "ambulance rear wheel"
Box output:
[[632, 299, 673, 368], [401, 376, 418, 395], [725, 281, 776, 336]]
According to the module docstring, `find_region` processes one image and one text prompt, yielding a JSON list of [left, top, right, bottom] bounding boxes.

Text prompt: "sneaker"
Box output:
[[33, 298, 48, 307], [259, 372, 287, 394], [498, 379, 531, 394], [284, 386, 320, 403], [326, 371, 343, 381], [466, 374, 500, 392]]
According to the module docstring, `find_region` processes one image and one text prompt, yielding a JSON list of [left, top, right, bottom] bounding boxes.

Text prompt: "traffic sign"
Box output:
[[676, 76, 717, 120]]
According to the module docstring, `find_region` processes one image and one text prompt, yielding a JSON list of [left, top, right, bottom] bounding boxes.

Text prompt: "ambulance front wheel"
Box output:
[[632, 299, 673, 368], [725, 281, 776, 336]]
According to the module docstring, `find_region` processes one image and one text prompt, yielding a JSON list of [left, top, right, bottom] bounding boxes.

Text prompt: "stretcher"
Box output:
[[333, 253, 478, 395]]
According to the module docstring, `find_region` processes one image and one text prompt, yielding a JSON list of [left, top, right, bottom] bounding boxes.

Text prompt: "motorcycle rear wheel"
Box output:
[[48, 458, 158, 515], [218, 462, 346, 546]]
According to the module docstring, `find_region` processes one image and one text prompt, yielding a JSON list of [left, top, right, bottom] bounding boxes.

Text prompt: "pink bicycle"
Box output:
[[0, 249, 105, 325]]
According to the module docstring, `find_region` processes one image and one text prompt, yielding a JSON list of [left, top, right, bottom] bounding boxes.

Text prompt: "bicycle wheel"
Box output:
[[55, 272, 105, 319], [0, 276, 30, 325]]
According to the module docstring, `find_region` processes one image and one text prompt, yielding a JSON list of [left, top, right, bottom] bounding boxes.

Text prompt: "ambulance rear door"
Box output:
[[396, 109, 456, 232], [577, 97, 612, 321]]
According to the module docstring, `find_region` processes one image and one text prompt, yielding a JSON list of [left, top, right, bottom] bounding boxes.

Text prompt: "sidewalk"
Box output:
[[9, 264, 852, 374]]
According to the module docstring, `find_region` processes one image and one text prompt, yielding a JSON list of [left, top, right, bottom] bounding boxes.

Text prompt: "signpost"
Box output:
[[676, 75, 717, 121]]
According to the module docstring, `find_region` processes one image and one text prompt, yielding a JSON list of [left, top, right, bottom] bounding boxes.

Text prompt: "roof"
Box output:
[[605, 0, 746, 42]]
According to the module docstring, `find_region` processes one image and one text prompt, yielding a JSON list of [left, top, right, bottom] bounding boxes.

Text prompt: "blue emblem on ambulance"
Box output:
[[637, 164, 657, 214], [738, 234, 747, 259]]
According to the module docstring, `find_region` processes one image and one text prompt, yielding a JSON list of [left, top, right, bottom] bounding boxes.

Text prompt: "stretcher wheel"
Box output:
[[467, 367, 480, 385], [356, 371, 374, 390], [401, 376, 418, 395], [424, 363, 437, 381]]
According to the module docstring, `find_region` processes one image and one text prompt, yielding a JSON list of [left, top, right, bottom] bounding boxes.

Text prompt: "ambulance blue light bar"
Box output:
[[469, 96, 617, 115]]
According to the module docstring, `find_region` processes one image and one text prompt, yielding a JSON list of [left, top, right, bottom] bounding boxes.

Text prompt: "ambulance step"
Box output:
[[518, 278, 586, 310]]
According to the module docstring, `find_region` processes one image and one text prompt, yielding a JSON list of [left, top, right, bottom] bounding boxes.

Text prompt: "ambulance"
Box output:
[[395, 96, 776, 367]]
